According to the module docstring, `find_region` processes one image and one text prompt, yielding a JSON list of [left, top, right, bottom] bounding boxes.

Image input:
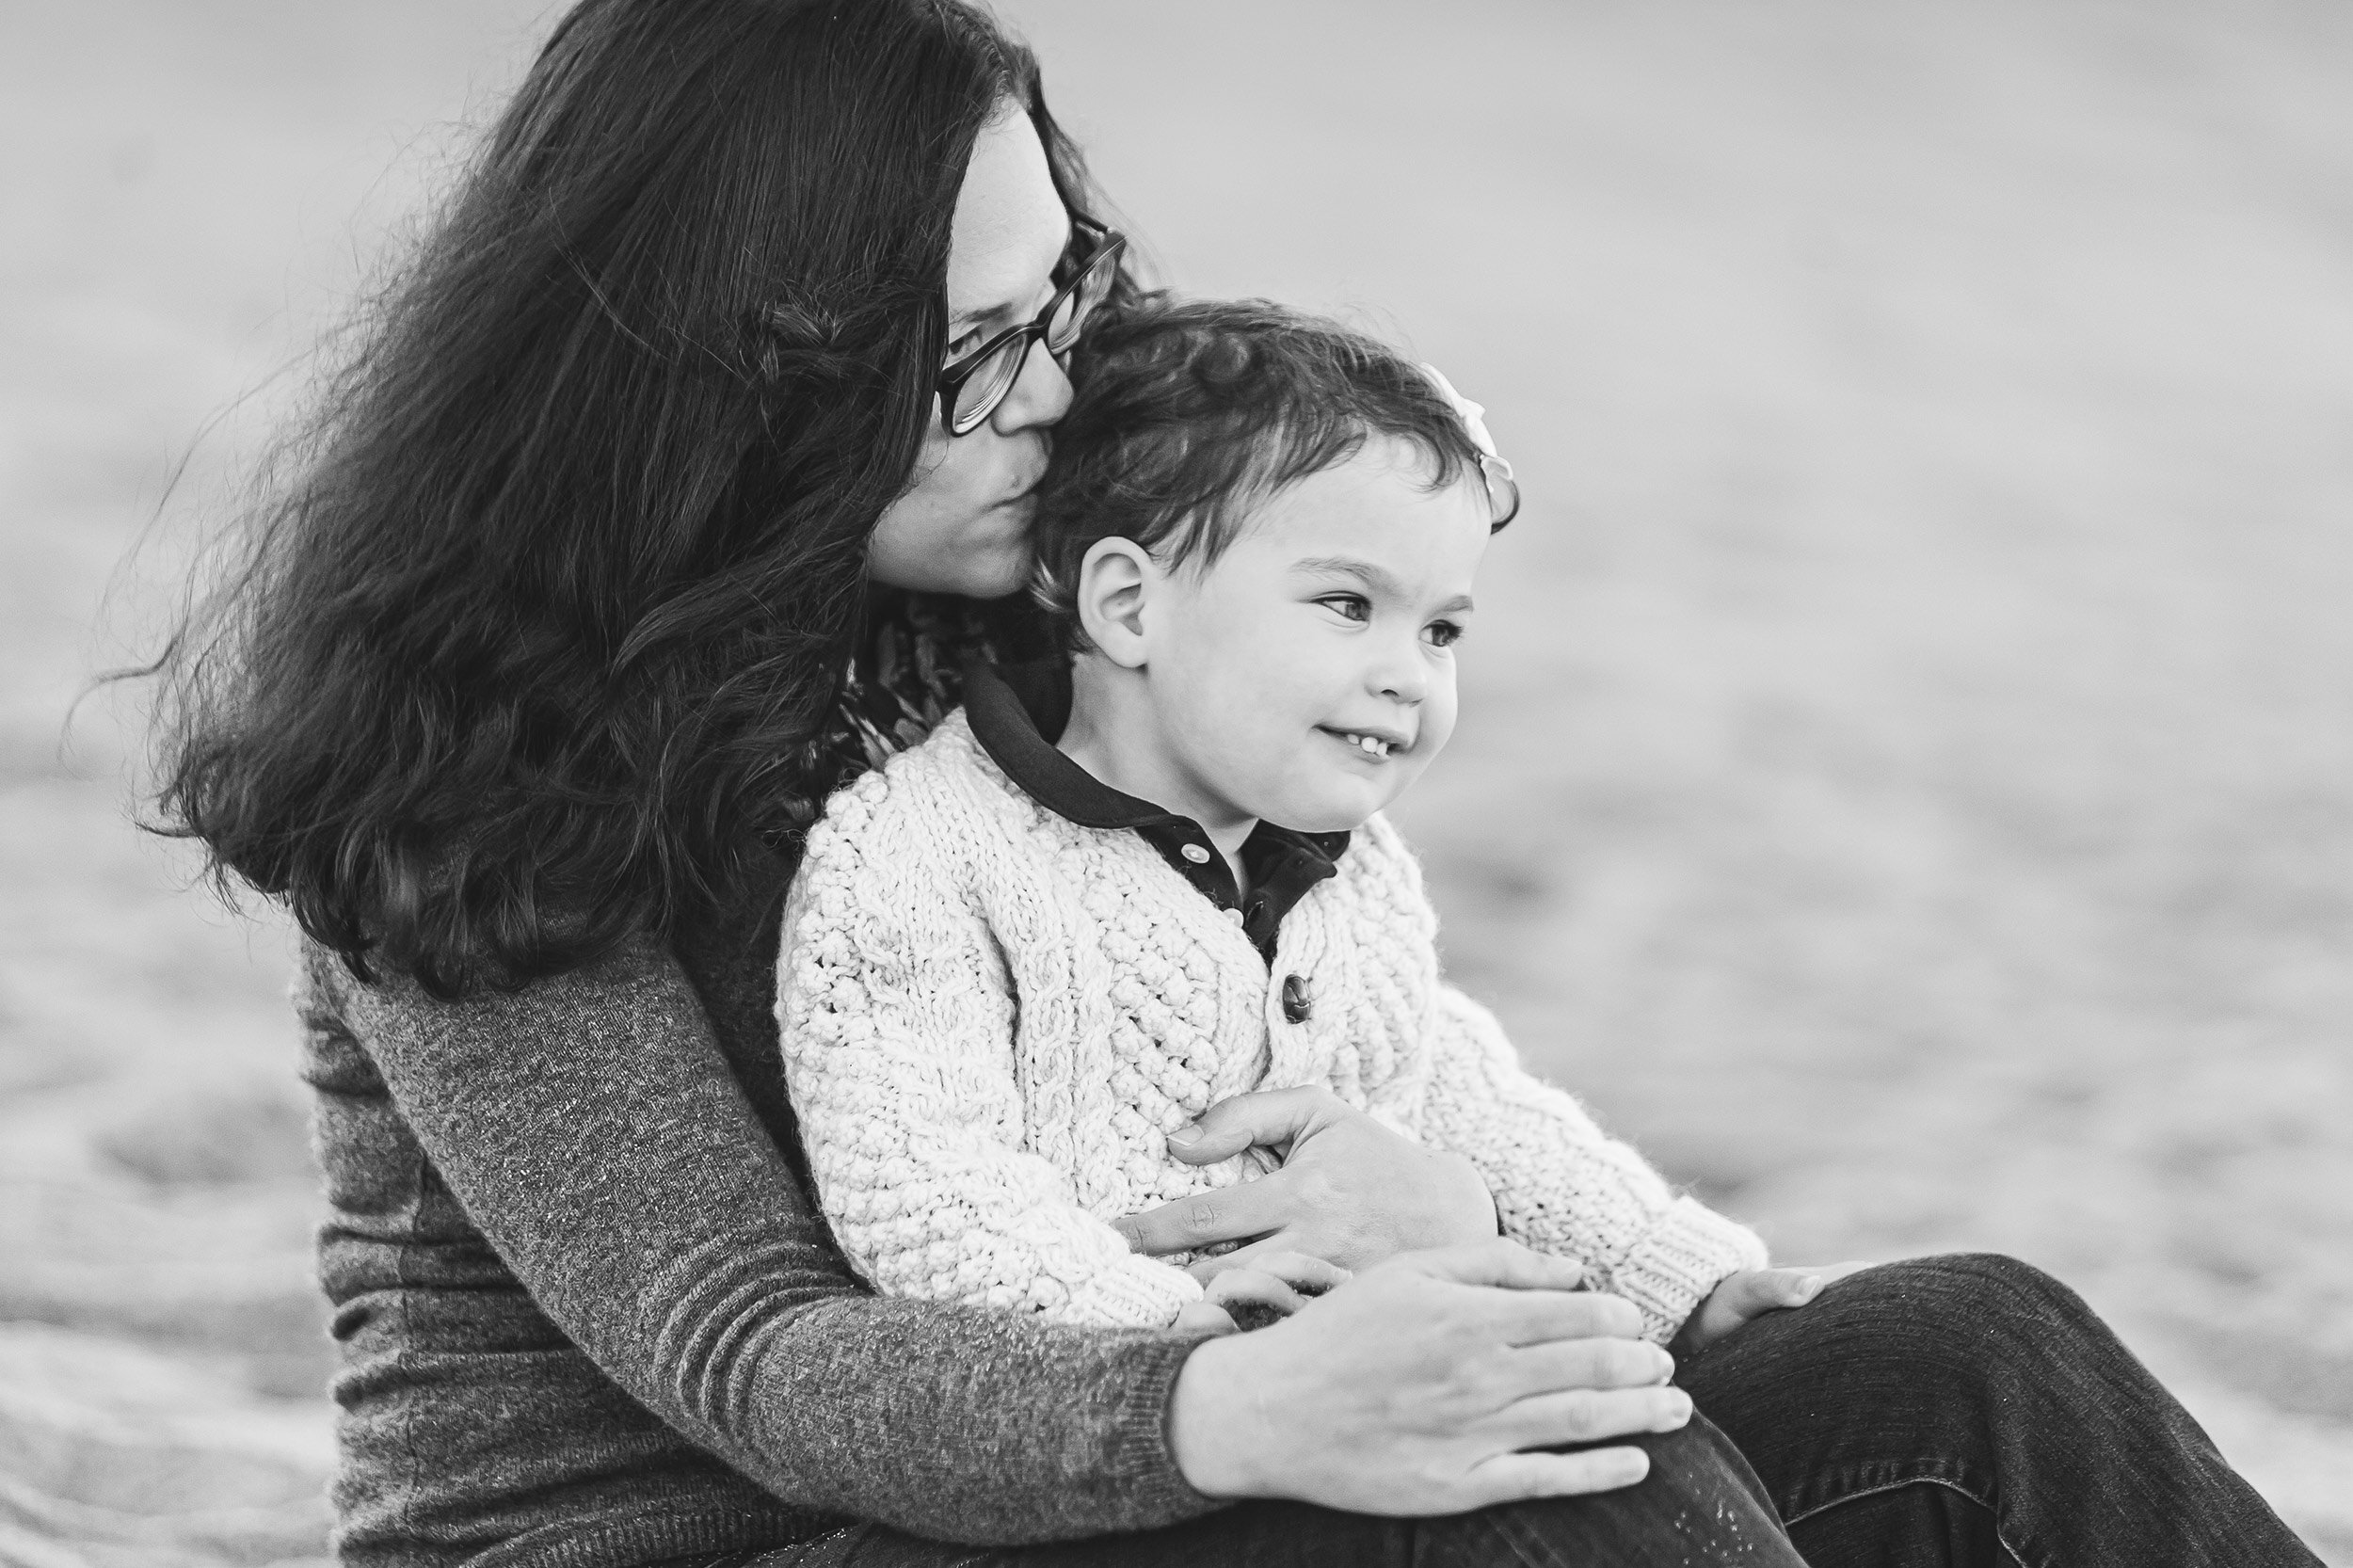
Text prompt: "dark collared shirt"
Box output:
[[962, 659, 1351, 966]]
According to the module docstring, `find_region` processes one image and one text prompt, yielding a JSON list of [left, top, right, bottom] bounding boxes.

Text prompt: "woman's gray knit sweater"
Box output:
[[298, 859, 1221, 1568]]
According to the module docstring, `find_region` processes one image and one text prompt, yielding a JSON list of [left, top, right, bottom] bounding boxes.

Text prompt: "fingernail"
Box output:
[[1797, 1275, 1822, 1301], [1663, 1388, 1692, 1425], [1167, 1124, 1205, 1146], [1653, 1346, 1676, 1382]]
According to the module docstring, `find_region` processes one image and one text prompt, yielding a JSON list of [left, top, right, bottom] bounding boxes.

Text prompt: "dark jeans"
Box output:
[[724, 1254, 2321, 1567]]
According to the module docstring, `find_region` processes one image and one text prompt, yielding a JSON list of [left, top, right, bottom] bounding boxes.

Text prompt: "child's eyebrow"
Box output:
[[1292, 556, 1402, 594], [1291, 557, 1475, 615]]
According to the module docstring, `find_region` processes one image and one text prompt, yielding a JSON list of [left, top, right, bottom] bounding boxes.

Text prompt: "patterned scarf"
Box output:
[[776, 588, 1047, 836]]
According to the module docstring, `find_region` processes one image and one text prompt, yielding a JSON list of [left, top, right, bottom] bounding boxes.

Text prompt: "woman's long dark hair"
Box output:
[[150, 0, 1106, 997]]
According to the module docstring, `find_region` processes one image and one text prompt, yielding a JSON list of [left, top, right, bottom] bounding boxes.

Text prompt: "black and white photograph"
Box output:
[[3, 2, 2348, 1564]]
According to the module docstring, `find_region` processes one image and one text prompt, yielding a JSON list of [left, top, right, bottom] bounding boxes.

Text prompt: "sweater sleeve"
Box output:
[[1416, 984, 1769, 1344], [318, 932, 1225, 1544], [776, 775, 1203, 1329]]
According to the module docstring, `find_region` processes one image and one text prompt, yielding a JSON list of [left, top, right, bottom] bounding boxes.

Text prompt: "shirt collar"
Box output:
[[962, 659, 1351, 959]]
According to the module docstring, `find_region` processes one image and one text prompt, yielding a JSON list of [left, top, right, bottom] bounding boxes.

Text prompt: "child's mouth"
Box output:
[[1322, 728, 1402, 760]]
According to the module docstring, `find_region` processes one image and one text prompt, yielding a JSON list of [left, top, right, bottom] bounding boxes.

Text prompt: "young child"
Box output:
[[775, 297, 1766, 1339]]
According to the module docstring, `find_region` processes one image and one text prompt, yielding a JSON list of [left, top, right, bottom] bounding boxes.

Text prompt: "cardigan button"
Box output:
[[1180, 843, 1211, 864], [1281, 974, 1313, 1025]]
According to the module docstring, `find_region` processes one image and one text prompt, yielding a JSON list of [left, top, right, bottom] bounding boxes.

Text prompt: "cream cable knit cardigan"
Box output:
[[775, 710, 1767, 1342]]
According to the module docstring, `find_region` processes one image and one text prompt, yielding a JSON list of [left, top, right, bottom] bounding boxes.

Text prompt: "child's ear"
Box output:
[[1075, 537, 1157, 669]]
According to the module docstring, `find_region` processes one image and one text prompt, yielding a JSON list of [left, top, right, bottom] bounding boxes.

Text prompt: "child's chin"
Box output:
[[1275, 778, 1401, 834]]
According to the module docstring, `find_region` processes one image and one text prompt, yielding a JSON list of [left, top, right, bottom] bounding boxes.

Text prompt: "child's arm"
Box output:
[[777, 769, 1204, 1331], [1416, 984, 1769, 1345], [1338, 817, 1764, 1345]]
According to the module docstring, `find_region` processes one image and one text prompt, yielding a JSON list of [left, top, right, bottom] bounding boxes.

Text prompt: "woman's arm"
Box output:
[[311, 936, 1217, 1544], [321, 944, 1709, 1533]]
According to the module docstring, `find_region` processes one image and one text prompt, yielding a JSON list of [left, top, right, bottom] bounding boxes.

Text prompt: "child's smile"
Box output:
[[1321, 725, 1409, 761]]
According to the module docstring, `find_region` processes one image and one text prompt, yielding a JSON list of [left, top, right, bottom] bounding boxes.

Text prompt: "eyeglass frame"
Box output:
[[935, 215, 1126, 437]]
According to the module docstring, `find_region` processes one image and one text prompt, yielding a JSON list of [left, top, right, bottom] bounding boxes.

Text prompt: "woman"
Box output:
[[151, 2, 2316, 1565]]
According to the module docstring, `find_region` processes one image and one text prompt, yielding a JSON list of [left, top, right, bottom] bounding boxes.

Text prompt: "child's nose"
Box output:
[[1372, 650, 1430, 704]]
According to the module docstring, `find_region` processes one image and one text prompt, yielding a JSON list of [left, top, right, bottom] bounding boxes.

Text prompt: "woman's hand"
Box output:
[[1170, 1251, 1350, 1336], [1114, 1087, 1498, 1273], [1169, 1239, 1689, 1512], [1670, 1262, 1873, 1356]]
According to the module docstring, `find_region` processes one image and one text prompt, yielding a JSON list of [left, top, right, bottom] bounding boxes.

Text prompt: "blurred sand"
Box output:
[[3, 1, 2348, 1562]]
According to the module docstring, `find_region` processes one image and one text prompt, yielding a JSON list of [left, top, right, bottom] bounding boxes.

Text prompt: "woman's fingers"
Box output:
[[1183, 1234, 1283, 1282], [1485, 1283, 1643, 1348], [1204, 1268, 1308, 1316], [1402, 1237, 1588, 1294], [1170, 1299, 1240, 1336], [1508, 1334, 1676, 1393], [1162, 1086, 1349, 1165], [1115, 1169, 1300, 1255], [1492, 1383, 1694, 1448], [1462, 1446, 1651, 1505], [1192, 1247, 1350, 1294], [1167, 1242, 1694, 1513]]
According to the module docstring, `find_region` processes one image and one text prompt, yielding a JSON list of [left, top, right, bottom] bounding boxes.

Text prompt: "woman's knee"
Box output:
[[1835, 1252, 2092, 1333], [1464, 1418, 1804, 1567], [1689, 1251, 2110, 1407], [1806, 1251, 2118, 1388]]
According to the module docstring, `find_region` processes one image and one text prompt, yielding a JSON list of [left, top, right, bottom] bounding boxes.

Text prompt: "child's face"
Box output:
[[1140, 438, 1491, 832]]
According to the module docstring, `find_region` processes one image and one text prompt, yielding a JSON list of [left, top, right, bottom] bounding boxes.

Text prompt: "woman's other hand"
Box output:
[[1169, 1240, 1688, 1512], [1170, 1251, 1350, 1336], [1115, 1086, 1497, 1273], [1670, 1263, 1873, 1357]]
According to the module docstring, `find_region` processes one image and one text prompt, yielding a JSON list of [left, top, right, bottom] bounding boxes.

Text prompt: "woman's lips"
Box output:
[[1006, 448, 1049, 503]]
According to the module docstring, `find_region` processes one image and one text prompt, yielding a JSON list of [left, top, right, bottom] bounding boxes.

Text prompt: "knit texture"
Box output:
[[777, 712, 1768, 1343]]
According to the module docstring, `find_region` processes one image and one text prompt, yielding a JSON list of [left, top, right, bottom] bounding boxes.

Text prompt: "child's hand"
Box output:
[[1671, 1263, 1871, 1357], [1173, 1251, 1352, 1336]]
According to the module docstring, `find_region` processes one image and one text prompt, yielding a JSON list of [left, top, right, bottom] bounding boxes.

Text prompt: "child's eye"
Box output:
[[1424, 619, 1465, 648], [1316, 594, 1372, 624], [944, 326, 986, 364]]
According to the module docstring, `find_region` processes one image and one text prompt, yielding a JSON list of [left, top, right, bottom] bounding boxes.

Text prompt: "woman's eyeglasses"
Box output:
[[937, 216, 1126, 437]]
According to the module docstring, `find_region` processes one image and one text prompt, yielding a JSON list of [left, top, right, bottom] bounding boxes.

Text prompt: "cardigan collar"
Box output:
[[963, 658, 1350, 963]]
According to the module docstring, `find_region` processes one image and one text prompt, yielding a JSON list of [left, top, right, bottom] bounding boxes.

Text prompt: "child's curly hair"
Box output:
[[1032, 296, 1503, 642]]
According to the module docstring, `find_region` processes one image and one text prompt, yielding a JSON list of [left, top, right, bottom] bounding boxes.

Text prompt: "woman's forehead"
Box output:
[[945, 110, 1068, 330]]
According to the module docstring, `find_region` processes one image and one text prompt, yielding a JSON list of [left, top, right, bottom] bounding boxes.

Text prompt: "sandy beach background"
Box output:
[[3, 2, 2348, 1562]]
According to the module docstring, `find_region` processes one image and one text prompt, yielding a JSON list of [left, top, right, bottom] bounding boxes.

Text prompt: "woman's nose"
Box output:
[[992, 335, 1074, 433]]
